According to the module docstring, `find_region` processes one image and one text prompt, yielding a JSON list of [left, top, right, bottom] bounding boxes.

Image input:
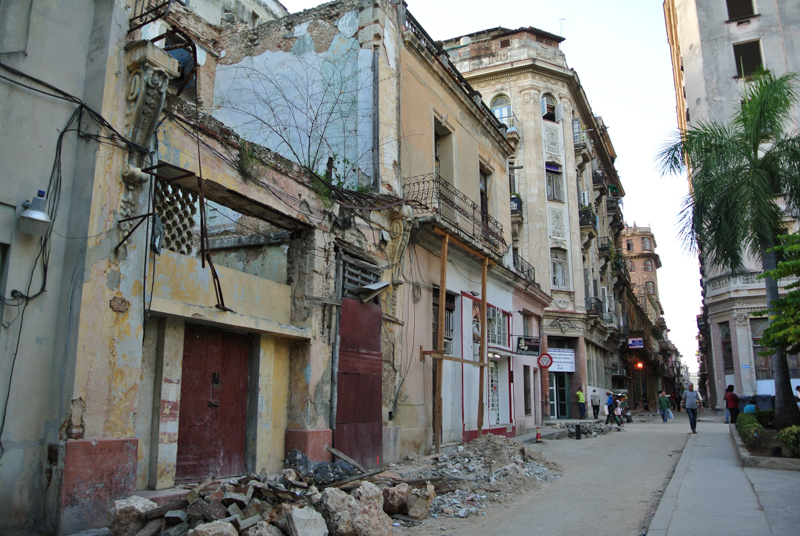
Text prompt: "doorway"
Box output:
[[176, 324, 250, 481], [549, 371, 570, 418]]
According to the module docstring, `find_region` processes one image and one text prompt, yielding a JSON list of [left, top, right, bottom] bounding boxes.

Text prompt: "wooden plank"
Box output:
[[477, 257, 488, 435], [422, 350, 488, 367], [435, 234, 449, 454], [326, 446, 368, 474], [144, 500, 189, 520], [432, 227, 495, 265]]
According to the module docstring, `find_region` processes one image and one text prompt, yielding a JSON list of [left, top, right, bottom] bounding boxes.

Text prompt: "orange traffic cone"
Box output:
[[535, 426, 543, 443]]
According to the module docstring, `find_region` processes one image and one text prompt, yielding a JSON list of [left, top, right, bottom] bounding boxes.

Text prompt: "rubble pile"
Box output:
[[107, 437, 561, 536], [556, 421, 625, 438]]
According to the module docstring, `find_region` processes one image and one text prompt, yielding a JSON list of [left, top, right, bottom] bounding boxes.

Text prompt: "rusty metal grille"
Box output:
[[129, 0, 175, 32], [154, 178, 197, 256], [404, 174, 507, 258]]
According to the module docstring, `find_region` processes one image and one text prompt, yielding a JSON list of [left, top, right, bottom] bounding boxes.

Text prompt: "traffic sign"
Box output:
[[538, 353, 553, 368]]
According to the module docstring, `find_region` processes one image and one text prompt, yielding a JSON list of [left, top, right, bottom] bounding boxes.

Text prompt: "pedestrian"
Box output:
[[674, 390, 681, 412], [795, 385, 800, 401], [681, 382, 702, 433], [605, 391, 615, 425], [590, 389, 601, 419], [657, 390, 671, 423], [743, 402, 758, 414], [614, 395, 624, 427], [575, 387, 586, 419], [723, 384, 740, 424]]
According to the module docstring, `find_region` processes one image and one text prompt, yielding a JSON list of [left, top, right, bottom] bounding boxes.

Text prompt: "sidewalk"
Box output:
[[648, 412, 800, 535]]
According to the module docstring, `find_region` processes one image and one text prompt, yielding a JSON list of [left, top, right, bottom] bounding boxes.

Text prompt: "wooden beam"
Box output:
[[435, 234, 449, 454], [477, 256, 488, 435], [326, 446, 367, 474], [432, 227, 496, 265], [421, 349, 489, 367]]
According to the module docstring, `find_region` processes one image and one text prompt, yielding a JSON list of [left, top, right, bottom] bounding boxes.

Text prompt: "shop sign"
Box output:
[[628, 337, 644, 349], [516, 336, 541, 356]]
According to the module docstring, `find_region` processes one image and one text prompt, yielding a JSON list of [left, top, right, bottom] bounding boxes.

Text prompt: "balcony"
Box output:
[[585, 297, 603, 316], [597, 236, 613, 258], [510, 196, 522, 217], [513, 250, 536, 285], [573, 131, 590, 149], [603, 311, 618, 328], [404, 173, 507, 258], [612, 257, 630, 283], [579, 207, 598, 232], [606, 197, 622, 217], [130, 0, 175, 31]]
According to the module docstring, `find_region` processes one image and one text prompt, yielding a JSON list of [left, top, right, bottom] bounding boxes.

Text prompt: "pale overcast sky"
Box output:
[[281, 0, 702, 371]]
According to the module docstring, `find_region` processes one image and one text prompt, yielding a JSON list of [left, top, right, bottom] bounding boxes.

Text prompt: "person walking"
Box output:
[[605, 391, 615, 425], [575, 387, 586, 419], [723, 384, 740, 424], [682, 383, 702, 433], [657, 390, 671, 423], [590, 389, 601, 419]]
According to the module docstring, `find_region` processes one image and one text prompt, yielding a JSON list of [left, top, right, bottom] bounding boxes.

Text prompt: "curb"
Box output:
[[729, 423, 800, 471]]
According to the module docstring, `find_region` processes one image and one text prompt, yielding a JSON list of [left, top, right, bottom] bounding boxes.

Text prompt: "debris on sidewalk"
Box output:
[[551, 421, 628, 438], [106, 436, 560, 535]]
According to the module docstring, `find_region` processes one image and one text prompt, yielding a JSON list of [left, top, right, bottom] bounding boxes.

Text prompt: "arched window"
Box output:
[[541, 94, 556, 121], [491, 95, 512, 126], [644, 259, 654, 272], [628, 260, 635, 272]]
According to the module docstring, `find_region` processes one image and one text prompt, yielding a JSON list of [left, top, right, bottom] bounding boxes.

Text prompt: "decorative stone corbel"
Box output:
[[119, 41, 179, 239]]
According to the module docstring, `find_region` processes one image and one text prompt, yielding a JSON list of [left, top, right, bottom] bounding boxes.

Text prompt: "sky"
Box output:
[[281, 0, 702, 371]]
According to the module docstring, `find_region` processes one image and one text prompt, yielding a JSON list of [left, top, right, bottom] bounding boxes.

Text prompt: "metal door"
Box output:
[[176, 324, 249, 481], [335, 297, 383, 469]]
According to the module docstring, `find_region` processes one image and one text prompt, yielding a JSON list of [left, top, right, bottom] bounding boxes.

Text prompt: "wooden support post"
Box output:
[[434, 234, 449, 453], [477, 256, 488, 435]]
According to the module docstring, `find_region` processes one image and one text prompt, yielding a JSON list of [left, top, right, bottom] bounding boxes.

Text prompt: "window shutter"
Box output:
[[555, 102, 564, 122], [540, 97, 547, 116]]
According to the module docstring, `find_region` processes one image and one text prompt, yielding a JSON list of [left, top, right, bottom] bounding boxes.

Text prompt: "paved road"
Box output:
[[402, 413, 689, 536]]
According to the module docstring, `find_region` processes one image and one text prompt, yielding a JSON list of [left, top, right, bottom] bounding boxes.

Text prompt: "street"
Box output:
[[402, 413, 689, 536]]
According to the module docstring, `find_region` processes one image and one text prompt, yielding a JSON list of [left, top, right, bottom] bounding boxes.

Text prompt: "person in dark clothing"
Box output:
[[723, 384, 740, 424], [604, 391, 616, 425]]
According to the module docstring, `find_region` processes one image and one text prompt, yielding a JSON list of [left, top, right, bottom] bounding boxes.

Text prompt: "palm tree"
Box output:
[[657, 69, 800, 429]]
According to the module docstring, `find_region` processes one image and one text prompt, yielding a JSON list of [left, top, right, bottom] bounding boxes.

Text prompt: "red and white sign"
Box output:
[[538, 353, 553, 368]]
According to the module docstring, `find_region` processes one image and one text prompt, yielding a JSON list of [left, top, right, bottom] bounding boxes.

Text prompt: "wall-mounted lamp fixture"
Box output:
[[468, 290, 480, 297], [20, 190, 51, 237]]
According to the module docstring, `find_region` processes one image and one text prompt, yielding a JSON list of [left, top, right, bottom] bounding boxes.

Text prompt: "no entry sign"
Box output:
[[538, 353, 553, 368]]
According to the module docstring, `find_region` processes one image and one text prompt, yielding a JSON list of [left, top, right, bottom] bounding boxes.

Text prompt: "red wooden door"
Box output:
[[176, 324, 249, 481], [335, 298, 383, 469]]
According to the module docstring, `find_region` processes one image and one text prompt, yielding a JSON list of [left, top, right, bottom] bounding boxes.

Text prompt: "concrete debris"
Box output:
[[107, 436, 561, 535], [556, 421, 626, 438], [107, 495, 158, 536]]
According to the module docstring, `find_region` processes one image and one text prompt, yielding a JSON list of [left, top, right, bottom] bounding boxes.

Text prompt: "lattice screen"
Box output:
[[154, 179, 198, 255]]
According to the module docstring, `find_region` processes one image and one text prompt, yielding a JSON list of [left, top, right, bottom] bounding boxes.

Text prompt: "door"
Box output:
[[336, 297, 383, 469], [488, 359, 500, 425], [549, 372, 570, 418], [176, 324, 250, 481]]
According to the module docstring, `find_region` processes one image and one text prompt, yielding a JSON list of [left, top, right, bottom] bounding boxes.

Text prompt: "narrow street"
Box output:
[[402, 413, 689, 536]]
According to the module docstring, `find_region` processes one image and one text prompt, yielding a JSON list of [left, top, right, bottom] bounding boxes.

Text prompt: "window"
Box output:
[[479, 166, 490, 224], [628, 260, 636, 272], [643, 259, 654, 272], [523, 365, 532, 416], [487, 305, 509, 346], [726, 0, 755, 20], [540, 94, 563, 122], [546, 163, 564, 202], [642, 237, 651, 251], [499, 38, 510, 49], [491, 95, 512, 126], [721, 322, 734, 374], [508, 156, 517, 194], [434, 117, 454, 182], [733, 41, 762, 78], [646, 281, 655, 294], [626, 239, 634, 252], [551, 250, 568, 290], [432, 288, 456, 355], [751, 318, 772, 379]]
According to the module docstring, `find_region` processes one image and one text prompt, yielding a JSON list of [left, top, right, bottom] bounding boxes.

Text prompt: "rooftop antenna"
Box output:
[[559, 18, 566, 36]]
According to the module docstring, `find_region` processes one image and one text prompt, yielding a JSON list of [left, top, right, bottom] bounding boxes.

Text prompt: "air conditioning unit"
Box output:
[[487, 307, 498, 320]]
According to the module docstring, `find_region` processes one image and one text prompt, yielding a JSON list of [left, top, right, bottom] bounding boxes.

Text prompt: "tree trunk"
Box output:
[[761, 245, 800, 429]]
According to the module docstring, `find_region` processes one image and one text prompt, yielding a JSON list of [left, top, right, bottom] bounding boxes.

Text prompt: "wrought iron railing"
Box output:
[[606, 197, 622, 214], [585, 297, 603, 315], [510, 196, 522, 216], [404, 174, 507, 257], [592, 170, 605, 187], [597, 236, 613, 255], [573, 131, 590, 149], [579, 207, 597, 231], [612, 257, 630, 281], [130, 0, 175, 32], [513, 250, 536, 284], [603, 312, 618, 327]]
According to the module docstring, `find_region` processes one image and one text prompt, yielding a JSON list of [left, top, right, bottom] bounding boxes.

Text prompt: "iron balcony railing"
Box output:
[[585, 297, 603, 315], [592, 170, 605, 187], [130, 0, 175, 32], [612, 257, 630, 281], [579, 207, 598, 231], [573, 130, 590, 149], [513, 250, 536, 284], [606, 197, 622, 215], [510, 196, 522, 216], [404, 174, 507, 257], [603, 311, 618, 327], [597, 236, 613, 255]]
